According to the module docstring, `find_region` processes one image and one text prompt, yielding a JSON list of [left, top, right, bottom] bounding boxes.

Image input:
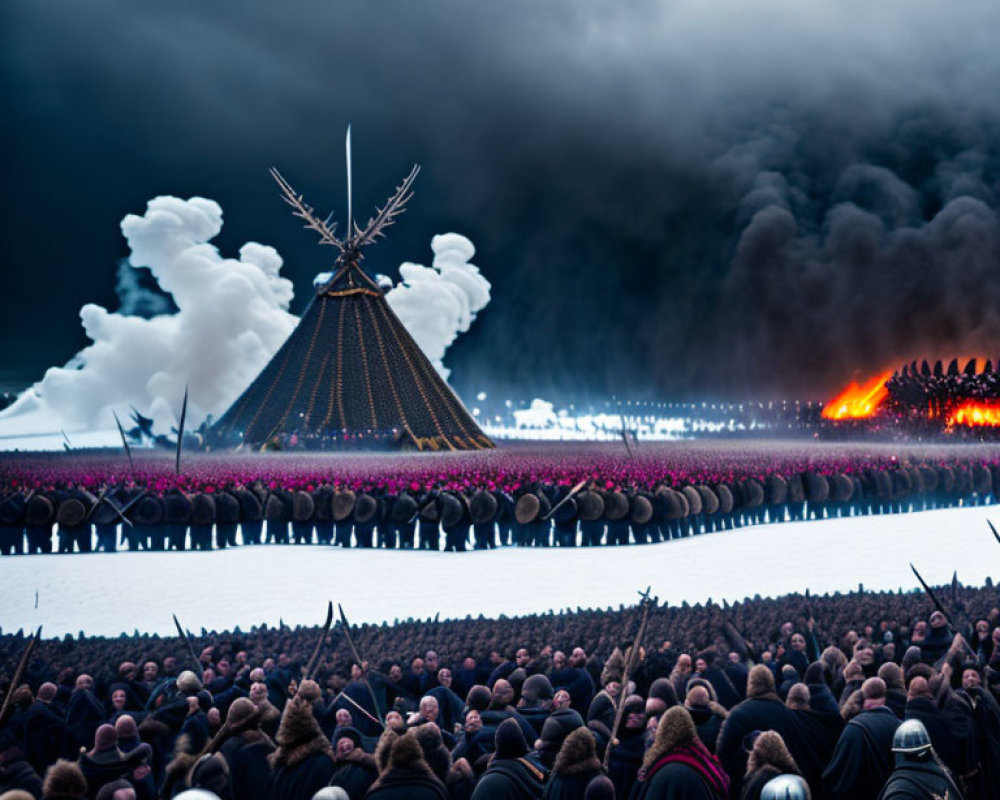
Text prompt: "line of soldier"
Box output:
[[0, 460, 996, 555]]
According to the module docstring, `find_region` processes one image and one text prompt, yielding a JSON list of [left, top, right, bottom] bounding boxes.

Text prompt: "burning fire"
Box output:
[[821, 371, 893, 420], [946, 401, 1000, 428]]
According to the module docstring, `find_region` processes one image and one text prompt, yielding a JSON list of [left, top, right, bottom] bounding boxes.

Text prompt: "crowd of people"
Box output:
[[887, 358, 1000, 419], [2, 581, 999, 800], [1, 452, 997, 553]]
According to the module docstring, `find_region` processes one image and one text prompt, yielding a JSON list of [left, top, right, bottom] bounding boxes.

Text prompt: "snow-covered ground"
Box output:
[[2, 505, 997, 637]]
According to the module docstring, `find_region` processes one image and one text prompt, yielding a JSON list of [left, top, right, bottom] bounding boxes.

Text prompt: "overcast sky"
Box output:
[[4, 0, 1000, 402]]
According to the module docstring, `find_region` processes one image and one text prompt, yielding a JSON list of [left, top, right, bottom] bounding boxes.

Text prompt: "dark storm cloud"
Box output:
[[3, 0, 1000, 402]]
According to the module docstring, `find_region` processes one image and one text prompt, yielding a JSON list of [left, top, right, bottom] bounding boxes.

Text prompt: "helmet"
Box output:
[[760, 774, 810, 800], [892, 719, 932, 754]]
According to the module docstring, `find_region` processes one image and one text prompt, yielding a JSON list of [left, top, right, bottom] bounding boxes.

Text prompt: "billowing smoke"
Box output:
[[0, 197, 487, 435], [7, 0, 1000, 401], [3, 197, 297, 433], [713, 127, 1000, 396], [385, 234, 491, 379]]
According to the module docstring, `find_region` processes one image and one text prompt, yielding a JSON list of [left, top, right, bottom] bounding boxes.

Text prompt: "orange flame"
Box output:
[[946, 401, 1000, 427], [821, 371, 893, 420]]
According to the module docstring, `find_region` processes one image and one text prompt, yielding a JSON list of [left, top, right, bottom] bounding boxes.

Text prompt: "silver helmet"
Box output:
[[891, 719, 932, 754], [760, 774, 810, 800]]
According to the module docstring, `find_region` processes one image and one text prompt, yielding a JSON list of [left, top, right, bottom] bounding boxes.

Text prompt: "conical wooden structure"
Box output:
[[211, 162, 493, 451]]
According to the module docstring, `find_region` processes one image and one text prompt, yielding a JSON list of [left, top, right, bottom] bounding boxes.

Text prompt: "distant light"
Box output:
[[476, 391, 487, 401]]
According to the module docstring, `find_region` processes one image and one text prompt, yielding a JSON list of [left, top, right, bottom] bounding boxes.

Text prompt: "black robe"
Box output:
[[327, 748, 378, 800], [822, 705, 899, 800], [218, 730, 275, 800], [470, 756, 547, 800]]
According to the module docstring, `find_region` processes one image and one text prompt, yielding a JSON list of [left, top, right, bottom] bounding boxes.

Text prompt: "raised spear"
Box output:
[[603, 588, 655, 770], [0, 626, 42, 726], [910, 563, 949, 622], [338, 603, 384, 722], [542, 480, 587, 522], [173, 614, 203, 674], [304, 601, 334, 680], [175, 386, 188, 475], [989, 520, 1000, 546], [113, 411, 136, 479]]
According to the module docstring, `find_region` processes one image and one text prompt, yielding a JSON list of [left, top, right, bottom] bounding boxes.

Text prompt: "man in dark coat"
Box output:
[[23, 682, 68, 775], [267, 690, 336, 800], [684, 685, 728, 755], [822, 677, 900, 800], [534, 692, 583, 769], [66, 675, 106, 753], [328, 726, 378, 800], [470, 718, 547, 800], [716, 665, 825, 800], [78, 723, 153, 800], [957, 665, 1000, 800], [480, 681, 538, 750], [550, 649, 594, 716], [367, 729, 450, 800]]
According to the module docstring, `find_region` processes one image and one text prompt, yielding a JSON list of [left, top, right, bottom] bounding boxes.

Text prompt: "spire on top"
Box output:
[[269, 128, 420, 294]]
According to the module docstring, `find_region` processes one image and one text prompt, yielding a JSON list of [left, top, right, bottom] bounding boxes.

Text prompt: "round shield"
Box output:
[[132, 495, 165, 526], [744, 478, 765, 508], [164, 493, 193, 525], [469, 491, 498, 524], [803, 472, 829, 503], [56, 497, 87, 528], [604, 492, 629, 521], [353, 493, 378, 524], [332, 490, 357, 522], [681, 485, 702, 516], [191, 493, 216, 526], [697, 485, 719, 515], [714, 484, 734, 514], [25, 495, 55, 527], [630, 494, 653, 525], [576, 491, 605, 521], [292, 490, 315, 522], [439, 492, 465, 527], [215, 492, 240, 525], [831, 473, 854, 503], [264, 493, 286, 522], [872, 469, 893, 500], [514, 493, 541, 525], [390, 493, 419, 524], [764, 474, 788, 505], [420, 496, 441, 522], [234, 489, 263, 521]]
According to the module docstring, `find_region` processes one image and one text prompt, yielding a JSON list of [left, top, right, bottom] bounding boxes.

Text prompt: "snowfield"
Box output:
[[2, 504, 998, 637]]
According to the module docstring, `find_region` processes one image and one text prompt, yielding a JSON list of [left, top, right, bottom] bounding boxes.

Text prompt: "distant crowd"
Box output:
[[2, 582, 999, 800]]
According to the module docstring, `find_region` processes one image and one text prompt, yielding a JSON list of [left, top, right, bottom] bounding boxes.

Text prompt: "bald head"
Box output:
[[907, 676, 932, 700], [685, 685, 710, 707], [861, 677, 886, 701]]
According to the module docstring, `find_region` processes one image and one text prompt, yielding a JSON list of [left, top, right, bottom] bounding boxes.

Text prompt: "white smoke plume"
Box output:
[[385, 233, 491, 380], [2, 196, 297, 434], [0, 198, 488, 439]]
